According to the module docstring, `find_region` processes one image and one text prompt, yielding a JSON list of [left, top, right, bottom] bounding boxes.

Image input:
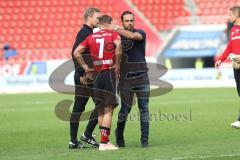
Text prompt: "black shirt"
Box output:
[[71, 24, 93, 80], [121, 29, 148, 77]]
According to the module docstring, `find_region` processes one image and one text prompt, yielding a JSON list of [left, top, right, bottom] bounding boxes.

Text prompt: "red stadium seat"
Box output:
[[131, 0, 190, 31], [0, 0, 162, 60], [195, 0, 240, 24]]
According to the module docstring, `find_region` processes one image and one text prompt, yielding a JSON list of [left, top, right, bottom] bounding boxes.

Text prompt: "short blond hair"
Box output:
[[230, 6, 240, 18], [84, 7, 100, 21]]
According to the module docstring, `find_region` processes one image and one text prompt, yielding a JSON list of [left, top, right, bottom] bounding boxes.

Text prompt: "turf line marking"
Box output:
[[170, 153, 240, 160], [0, 100, 52, 106], [159, 99, 235, 105]]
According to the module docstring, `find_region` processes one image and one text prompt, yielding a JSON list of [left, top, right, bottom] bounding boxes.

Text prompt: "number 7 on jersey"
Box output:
[[96, 38, 104, 58]]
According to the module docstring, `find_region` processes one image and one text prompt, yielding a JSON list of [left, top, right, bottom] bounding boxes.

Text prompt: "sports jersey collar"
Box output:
[[235, 21, 240, 26], [83, 24, 93, 31], [100, 29, 108, 32]]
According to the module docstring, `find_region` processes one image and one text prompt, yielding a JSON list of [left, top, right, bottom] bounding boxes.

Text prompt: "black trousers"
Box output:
[[116, 73, 150, 143], [233, 68, 240, 96], [233, 69, 240, 121], [70, 80, 98, 142]]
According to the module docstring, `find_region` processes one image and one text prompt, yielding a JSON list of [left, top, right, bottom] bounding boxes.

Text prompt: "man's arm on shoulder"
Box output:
[[116, 27, 145, 41]]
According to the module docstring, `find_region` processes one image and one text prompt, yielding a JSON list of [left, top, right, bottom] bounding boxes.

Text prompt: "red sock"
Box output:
[[100, 127, 110, 143]]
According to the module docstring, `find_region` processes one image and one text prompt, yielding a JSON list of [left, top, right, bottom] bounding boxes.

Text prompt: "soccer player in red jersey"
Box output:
[[73, 15, 122, 150], [215, 6, 240, 128]]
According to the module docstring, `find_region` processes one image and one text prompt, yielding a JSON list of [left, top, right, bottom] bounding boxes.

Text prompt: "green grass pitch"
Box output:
[[0, 88, 240, 160]]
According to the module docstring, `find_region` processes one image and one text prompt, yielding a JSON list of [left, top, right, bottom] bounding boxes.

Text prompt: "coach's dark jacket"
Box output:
[[71, 24, 93, 83]]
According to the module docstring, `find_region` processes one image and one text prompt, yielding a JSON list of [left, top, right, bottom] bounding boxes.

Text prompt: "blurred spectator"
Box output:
[[195, 58, 204, 69], [3, 43, 17, 61], [0, 40, 2, 60]]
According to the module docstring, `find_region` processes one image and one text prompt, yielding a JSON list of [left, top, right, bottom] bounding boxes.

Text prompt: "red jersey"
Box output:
[[80, 29, 120, 72], [219, 25, 240, 61]]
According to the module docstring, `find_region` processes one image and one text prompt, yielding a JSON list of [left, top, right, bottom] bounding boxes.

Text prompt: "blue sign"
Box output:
[[27, 62, 47, 75], [164, 30, 225, 58]]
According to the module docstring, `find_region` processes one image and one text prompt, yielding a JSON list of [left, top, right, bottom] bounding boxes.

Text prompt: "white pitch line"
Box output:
[[158, 98, 236, 105], [1, 100, 52, 105], [170, 153, 240, 160]]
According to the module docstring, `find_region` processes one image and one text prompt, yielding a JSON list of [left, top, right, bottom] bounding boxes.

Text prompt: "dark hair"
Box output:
[[84, 7, 100, 21], [230, 6, 240, 18], [98, 15, 112, 24], [121, 11, 134, 22]]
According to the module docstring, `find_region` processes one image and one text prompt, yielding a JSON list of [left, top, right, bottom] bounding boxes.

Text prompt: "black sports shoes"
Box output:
[[115, 128, 149, 148], [69, 141, 85, 149], [80, 134, 99, 148]]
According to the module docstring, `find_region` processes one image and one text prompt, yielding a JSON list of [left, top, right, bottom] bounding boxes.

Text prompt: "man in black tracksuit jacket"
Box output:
[[69, 8, 100, 149]]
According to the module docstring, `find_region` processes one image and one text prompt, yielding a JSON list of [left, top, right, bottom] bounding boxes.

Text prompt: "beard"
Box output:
[[124, 26, 133, 31]]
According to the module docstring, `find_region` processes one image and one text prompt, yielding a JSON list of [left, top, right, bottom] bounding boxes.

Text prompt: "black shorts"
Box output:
[[93, 69, 119, 109]]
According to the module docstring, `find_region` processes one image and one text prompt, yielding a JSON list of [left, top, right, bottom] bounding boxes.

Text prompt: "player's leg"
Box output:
[[100, 106, 114, 143], [98, 70, 119, 150], [102, 106, 114, 127], [92, 73, 105, 129], [92, 73, 107, 144], [98, 113, 104, 128], [99, 105, 119, 151], [96, 107, 105, 145]]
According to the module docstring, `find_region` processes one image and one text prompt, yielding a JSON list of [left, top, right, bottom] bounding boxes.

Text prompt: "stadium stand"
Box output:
[[195, 0, 240, 24], [131, 0, 191, 30], [0, 0, 162, 62], [1, 0, 239, 62], [0, 0, 125, 62], [0, 0, 163, 62]]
